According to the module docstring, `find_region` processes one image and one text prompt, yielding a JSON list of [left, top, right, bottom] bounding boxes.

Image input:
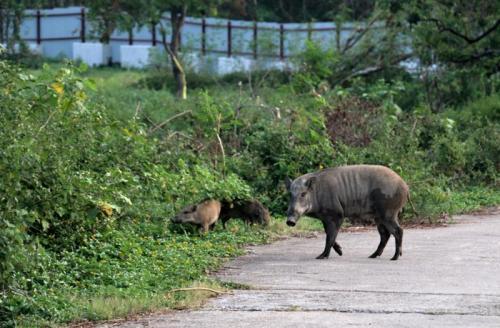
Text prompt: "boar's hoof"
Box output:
[[390, 254, 400, 261], [316, 253, 329, 260], [333, 243, 343, 256], [369, 252, 380, 259]]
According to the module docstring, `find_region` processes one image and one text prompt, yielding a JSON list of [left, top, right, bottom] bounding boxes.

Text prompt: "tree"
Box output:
[[403, 0, 500, 110], [162, 3, 189, 100], [0, 1, 24, 52], [144, 1, 221, 100], [87, 0, 121, 44], [232, 0, 376, 22], [406, 0, 499, 74], [116, 0, 145, 43], [294, 0, 413, 92]]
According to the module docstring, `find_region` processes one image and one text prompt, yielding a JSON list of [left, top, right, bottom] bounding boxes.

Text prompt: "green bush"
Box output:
[[0, 59, 258, 326]]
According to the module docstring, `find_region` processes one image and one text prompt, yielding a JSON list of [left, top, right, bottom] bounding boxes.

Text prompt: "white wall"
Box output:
[[14, 7, 408, 74]]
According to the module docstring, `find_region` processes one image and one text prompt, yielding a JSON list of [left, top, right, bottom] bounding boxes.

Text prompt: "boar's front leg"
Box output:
[[320, 220, 343, 256], [332, 241, 343, 256], [317, 217, 343, 259]]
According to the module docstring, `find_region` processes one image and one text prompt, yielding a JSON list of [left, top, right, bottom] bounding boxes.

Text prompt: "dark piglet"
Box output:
[[220, 200, 271, 229], [285, 165, 409, 261]]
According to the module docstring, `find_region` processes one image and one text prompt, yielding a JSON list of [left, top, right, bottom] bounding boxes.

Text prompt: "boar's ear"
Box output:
[[285, 176, 292, 191], [305, 176, 317, 190]]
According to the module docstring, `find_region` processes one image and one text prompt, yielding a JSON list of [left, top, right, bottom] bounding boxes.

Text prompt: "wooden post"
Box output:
[[227, 20, 232, 57], [201, 17, 206, 55], [36, 10, 41, 45], [152, 23, 157, 46], [279, 24, 284, 60], [253, 21, 257, 59], [178, 27, 182, 51], [80, 7, 85, 43], [307, 22, 312, 41], [128, 30, 133, 45]]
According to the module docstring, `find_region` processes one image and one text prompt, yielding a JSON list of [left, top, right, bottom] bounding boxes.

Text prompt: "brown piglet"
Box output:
[[171, 199, 222, 233]]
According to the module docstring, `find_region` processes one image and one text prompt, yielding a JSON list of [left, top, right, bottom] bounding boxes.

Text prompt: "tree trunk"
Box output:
[[0, 6, 4, 44], [8, 6, 23, 53], [169, 5, 187, 100]]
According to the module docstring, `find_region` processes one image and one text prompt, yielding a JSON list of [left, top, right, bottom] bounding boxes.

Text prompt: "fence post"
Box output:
[[307, 22, 312, 41], [227, 20, 232, 57], [36, 10, 41, 45], [253, 21, 257, 59], [128, 30, 133, 45], [201, 17, 206, 55], [80, 8, 85, 43], [279, 24, 284, 60], [151, 23, 157, 46], [178, 27, 182, 51]]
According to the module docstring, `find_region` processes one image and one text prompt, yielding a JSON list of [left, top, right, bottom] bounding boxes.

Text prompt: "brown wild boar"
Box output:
[[220, 200, 271, 228], [171, 199, 221, 233], [285, 165, 409, 261]]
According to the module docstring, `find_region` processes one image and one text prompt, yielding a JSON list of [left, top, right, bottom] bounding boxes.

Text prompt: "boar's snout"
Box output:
[[171, 214, 184, 223], [286, 212, 299, 226], [286, 206, 298, 227]]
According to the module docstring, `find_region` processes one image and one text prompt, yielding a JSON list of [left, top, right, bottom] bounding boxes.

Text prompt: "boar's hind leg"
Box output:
[[382, 218, 403, 261], [317, 218, 343, 260], [221, 217, 229, 229], [369, 224, 390, 258]]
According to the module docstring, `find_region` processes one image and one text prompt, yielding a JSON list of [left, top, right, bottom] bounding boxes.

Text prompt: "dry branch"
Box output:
[[166, 287, 231, 295], [149, 110, 192, 134]]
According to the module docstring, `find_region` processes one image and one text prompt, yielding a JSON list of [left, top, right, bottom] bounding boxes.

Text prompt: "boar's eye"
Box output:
[[300, 192, 307, 197]]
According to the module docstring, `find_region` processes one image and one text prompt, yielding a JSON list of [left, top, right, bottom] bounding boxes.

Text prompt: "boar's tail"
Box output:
[[407, 194, 418, 218]]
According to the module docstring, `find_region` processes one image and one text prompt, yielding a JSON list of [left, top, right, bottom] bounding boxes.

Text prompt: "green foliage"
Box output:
[[0, 60, 258, 326], [292, 41, 338, 92], [407, 0, 499, 73]]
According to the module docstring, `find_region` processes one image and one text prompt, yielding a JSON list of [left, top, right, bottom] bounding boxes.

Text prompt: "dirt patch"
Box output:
[[324, 96, 381, 147], [466, 206, 500, 216]]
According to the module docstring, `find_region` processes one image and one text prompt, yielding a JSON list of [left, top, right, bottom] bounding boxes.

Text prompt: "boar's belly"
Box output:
[[343, 198, 374, 217]]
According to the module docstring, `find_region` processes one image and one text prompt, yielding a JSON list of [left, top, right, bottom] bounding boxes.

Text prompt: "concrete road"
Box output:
[[102, 212, 500, 327]]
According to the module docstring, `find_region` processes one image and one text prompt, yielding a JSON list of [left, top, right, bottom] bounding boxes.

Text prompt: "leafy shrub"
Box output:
[[228, 116, 335, 212], [291, 41, 338, 92], [0, 59, 258, 326], [136, 68, 291, 93]]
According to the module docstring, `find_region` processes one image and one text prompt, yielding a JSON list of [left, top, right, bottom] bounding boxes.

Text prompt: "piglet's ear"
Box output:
[[305, 176, 317, 190], [285, 176, 292, 191]]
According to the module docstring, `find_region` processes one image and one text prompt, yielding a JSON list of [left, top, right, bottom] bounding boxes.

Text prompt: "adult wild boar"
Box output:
[[171, 199, 221, 233], [220, 200, 271, 228], [285, 165, 409, 260]]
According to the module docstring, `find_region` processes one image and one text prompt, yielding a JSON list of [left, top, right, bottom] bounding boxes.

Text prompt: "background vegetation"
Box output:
[[1, 0, 499, 326]]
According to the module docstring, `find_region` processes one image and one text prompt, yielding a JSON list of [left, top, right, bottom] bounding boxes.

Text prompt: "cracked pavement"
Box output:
[[101, 211, 500, 327]]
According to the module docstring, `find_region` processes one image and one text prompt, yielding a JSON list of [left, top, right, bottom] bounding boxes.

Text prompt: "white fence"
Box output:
[[9, 6, 394, 74]]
